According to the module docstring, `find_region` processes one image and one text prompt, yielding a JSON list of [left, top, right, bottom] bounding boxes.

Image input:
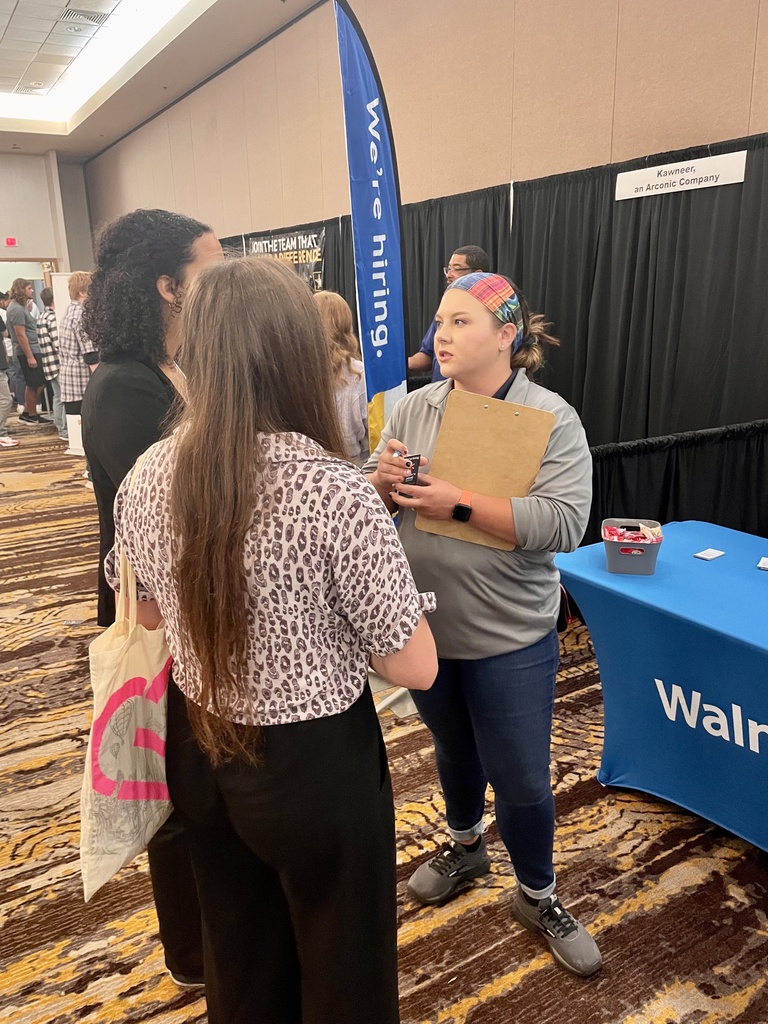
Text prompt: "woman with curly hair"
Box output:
[[80, 208, 223, 987], [82, 209, 223, 626]]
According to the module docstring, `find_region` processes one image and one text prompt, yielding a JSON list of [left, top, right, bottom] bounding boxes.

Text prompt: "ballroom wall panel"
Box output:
[[0, 154, 58, 260], [86, 0, 768, 236]]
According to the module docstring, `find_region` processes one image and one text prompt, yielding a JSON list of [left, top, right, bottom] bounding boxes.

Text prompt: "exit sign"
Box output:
[[4, 237, 17, 247]]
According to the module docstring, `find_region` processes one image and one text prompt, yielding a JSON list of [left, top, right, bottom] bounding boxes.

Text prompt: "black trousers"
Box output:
[[166, 681, 399, 1024], [146, 811, 204, 979], [63, 400, 82, 415]]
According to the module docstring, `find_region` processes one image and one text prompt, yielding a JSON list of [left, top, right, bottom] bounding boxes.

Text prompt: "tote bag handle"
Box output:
[[114, 447, 153, 630]]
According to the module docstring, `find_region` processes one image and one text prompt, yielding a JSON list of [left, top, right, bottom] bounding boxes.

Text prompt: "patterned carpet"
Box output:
[[2, 427, 768, 1024]]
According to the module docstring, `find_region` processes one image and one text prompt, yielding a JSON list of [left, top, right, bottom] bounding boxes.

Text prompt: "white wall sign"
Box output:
[[615, 151, 747, 201]]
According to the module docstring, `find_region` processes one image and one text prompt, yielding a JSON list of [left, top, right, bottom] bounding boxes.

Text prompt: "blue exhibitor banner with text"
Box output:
[[334, 0, 406, 447]]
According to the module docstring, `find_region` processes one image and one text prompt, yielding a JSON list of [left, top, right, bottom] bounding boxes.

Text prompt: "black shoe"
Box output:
[[34, 414, 52, 424], [167, 970, 205, 988], [19, 412, 39, 424]]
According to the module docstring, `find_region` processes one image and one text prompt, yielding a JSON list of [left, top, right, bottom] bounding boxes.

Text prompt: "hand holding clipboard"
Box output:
[[414, 390, 555, 551]]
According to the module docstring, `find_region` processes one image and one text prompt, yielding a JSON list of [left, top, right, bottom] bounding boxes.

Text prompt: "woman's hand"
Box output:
[[390, 473, 461, 520], [393, 478, 520, 544], [368, 439, 429, 511]]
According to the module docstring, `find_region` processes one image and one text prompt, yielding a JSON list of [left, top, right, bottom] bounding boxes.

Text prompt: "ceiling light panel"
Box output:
[[1, 0, 200, 120]]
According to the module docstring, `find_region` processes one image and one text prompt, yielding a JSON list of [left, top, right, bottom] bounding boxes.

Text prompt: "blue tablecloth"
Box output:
[[555, 521, 768, 851]]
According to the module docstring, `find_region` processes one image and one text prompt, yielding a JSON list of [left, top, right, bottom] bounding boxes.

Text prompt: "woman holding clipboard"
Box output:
[[364, 272, 601, 978]]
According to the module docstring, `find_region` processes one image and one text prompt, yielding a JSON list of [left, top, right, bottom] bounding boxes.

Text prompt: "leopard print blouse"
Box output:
[[106, 431, 435, 726]]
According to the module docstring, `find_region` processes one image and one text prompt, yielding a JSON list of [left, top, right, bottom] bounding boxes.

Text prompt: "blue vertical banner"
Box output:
[[334, 0, 407, 449]]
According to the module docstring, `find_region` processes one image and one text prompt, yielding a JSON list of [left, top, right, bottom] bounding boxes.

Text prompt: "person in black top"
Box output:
[[81, 208, 223, 987], [82, 210, 224, 626]]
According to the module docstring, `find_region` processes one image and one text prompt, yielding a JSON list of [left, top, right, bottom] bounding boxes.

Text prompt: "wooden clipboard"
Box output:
[[415, 389, 555, 550]]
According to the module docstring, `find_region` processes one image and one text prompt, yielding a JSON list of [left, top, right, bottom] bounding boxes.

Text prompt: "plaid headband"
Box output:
[[448, 272, 525, 352]]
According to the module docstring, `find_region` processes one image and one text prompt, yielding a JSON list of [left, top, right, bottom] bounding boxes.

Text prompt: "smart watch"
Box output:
[[451, 490, 473, 523]]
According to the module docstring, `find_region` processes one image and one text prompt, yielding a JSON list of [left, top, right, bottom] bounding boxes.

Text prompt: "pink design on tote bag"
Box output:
[[90, 656, 173, 801]]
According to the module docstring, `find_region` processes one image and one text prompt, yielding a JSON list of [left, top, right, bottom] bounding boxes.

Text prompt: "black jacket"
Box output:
[[82, 354, 177, 626]]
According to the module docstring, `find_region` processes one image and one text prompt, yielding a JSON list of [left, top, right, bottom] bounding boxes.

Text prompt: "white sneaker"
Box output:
[[0, 436, 20, 447]]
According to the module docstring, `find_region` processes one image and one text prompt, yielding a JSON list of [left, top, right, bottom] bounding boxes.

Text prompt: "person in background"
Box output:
[[6, 279, 50, 425], [407, 245, 491, 382], [2, 292, 26, 411], [0, 295, 19, 448], [0, 291, 8, 336], [37, 288, 67, 441], [106, 254, 436, 1024], [81, 208, 224, 989], [313, 290, 369, 467], [59, 271, 97, 418], [365, 272, 602, 979]]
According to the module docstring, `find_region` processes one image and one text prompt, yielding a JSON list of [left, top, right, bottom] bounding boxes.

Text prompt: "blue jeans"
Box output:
[[49, 377, 67, 437], [8, 356, 25, 407], [411, 629, 559, 897], [0, 370, 13, 433]]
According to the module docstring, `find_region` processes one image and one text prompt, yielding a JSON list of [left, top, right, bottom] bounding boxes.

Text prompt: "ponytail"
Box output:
[[509, 291, 559, 374]]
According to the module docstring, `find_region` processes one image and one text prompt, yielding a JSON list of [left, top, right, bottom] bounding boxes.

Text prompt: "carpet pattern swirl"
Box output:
[[2, 430, 767, 1024]]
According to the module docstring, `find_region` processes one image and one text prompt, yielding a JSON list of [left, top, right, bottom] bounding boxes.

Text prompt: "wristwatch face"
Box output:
[[452, 502, 472, 523]]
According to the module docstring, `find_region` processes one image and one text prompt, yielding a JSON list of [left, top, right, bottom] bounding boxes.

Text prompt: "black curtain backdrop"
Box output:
[[322, 215, 356, 327], [399, 185, 513, 351], [510, 135, 768, 445], [586, 420, 768, 544], [224, 132, 768, 451]]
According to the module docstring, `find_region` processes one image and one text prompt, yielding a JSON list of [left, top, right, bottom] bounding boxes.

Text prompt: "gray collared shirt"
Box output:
[[363, 373, 592, 659]]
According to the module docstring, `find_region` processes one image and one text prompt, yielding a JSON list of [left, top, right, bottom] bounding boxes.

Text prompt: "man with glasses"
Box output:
[[408, 245, 491, 381]]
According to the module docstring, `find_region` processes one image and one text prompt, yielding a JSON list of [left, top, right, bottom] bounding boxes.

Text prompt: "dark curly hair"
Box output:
[[83, 209, 212, 364]]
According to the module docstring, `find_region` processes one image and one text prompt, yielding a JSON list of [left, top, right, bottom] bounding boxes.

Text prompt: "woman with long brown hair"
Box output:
[[313, 289, 369, 466], [81, 209, 223, 988], [106, 255, 437, 1024]]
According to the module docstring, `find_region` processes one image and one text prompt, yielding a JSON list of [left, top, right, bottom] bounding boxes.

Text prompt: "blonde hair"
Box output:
[[68, 271, 92, 300], [170, 256, 344, 765], [313, 291, 362, 385]]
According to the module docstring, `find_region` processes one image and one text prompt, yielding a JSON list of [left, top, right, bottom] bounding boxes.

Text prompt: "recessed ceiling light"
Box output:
[[29, 82, 44, 88], [67, 26, 83, 33]]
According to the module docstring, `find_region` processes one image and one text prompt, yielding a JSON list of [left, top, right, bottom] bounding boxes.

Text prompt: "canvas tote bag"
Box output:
[[80, 459, 173, 901]]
